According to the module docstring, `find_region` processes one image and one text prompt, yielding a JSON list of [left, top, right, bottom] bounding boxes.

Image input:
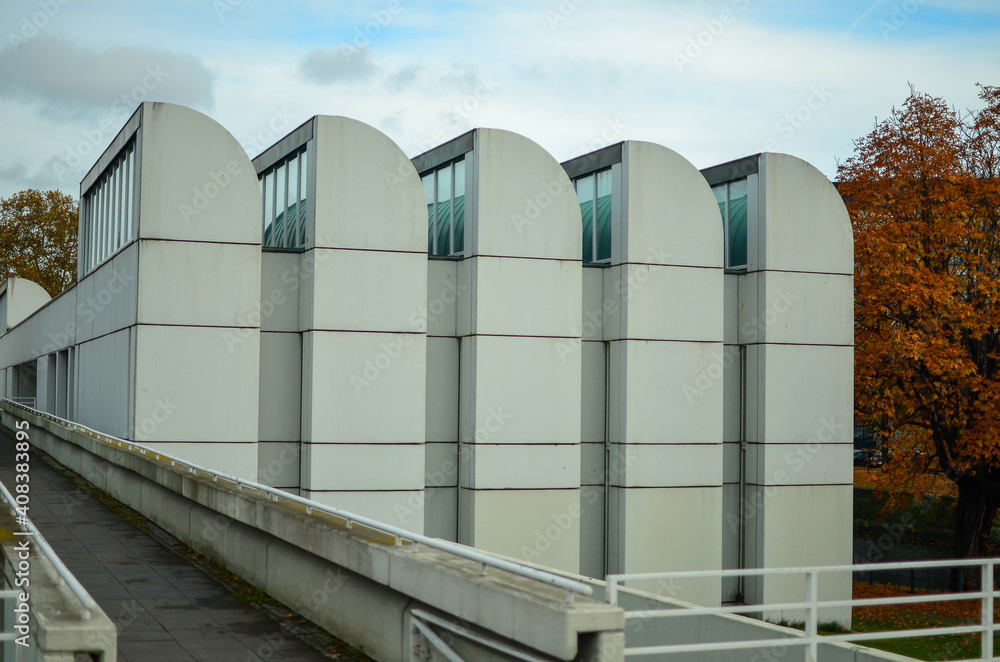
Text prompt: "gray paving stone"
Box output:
[[0, 425, 332, 662]]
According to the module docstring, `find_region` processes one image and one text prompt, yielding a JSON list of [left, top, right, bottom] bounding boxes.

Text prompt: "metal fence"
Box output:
[[607, 558, 1000, 661]]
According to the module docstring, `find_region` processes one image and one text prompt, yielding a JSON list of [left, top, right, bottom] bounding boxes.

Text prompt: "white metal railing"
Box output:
[[1, 398, 594, 601], [607, 559, 1000, 660], [0, 479, 101, 620]]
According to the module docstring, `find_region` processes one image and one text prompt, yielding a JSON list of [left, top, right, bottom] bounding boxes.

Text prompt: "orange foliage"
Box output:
[[0, 189, 78, 296], [839, 84, 1000, 554]]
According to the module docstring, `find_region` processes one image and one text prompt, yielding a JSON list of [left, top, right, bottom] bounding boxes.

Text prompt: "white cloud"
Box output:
[[0, 35, 214, 120]]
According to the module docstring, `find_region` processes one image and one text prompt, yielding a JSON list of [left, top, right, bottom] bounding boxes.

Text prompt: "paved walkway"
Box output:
[[0, 424, 336, 662]]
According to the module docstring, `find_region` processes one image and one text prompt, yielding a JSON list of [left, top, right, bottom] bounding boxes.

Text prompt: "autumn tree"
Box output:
[[839, 84, 1000, 572], [0, 189, 78, 296]]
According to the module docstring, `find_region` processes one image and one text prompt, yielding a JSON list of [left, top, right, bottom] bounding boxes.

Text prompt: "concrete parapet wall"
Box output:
[[2, 402, 624, 662]]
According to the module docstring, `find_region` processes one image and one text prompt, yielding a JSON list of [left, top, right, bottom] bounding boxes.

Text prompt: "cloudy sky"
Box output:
[[0, 0, 998, 199]]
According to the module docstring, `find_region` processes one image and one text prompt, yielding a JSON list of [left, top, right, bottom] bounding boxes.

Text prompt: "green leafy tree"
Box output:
[[0, 189, 78, 296]]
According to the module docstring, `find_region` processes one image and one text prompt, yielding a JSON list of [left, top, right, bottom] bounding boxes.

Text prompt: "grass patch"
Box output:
[[852, 582, 997, 661]]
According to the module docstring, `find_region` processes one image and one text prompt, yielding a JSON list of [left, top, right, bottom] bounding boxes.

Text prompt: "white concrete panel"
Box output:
[[258, 332, 301, 442], [1, 278, 50, 331], [74, 330, 132, 440], [137, 240, 262, 328], [606, 264, 723, 342], [467, 444, 579, 489], [257, 441, 300, 487], [581, 267, 605, 341], [756, 344, 853, 445], [473, 129, 582, 261], [76, 245, 139, 345], [755, 484, 853, 621], [133, 324, 259, 445], [468, 257, 580, 338], [425, 337, 459, 442], [723, 274, 739, 345], [721, 482, 742, 602], [723, 441, 741, 485], [759, 153, 854, 276], [259, 252, 302, 333], [139, 103, 262, 244], [303, 331, 425, 443], [306, 248, 427, 333], [426, 259, 459, 337], [579, 485, 605, 580], [302, 443, 423, 491], [609, 340, 724, 444], [581, 341, 606, 444], [455, 258, 473, 338], [424, 487, 458, 541], [616, 486, 723, 606], [580, 442, 605, 486], [622, 141, 724, 269], [466, 488, 581, 574], [143, 442, 258, 480], [313, 116, 427, 253], [746, 442, 854, 486], [425, 442, 459, 488], [609, 443, 722, 488], [739, 271, 853, 346], [303, 490, 425, 534], [461, 335, 581, 444], [722, 345, 742, 443]]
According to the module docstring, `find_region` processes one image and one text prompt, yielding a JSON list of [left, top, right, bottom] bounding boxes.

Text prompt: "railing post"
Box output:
[[805, 570, 818, 662], [983, 560, 994, 661]]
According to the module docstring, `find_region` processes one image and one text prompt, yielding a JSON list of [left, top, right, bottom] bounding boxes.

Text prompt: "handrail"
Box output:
[[0, 480, 101, 620], [1, 399, 593, 599], [607, 559, 1000, 660]]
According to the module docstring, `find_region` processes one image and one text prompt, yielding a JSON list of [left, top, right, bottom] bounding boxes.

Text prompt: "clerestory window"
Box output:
[[574, 169, 612, 264], [422, 158, 465, 257], [713, 178, 748, 270], [260, 145, 308, 249]]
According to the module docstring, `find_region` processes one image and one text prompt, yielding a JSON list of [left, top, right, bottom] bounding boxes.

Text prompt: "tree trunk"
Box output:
[[949, 476, 1000, 591]]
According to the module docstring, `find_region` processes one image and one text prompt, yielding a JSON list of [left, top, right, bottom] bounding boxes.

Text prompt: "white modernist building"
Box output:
[[0, 102, 853, 610]]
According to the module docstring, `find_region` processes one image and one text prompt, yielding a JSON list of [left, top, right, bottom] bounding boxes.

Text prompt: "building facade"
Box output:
[[0, 102, 853, 609]]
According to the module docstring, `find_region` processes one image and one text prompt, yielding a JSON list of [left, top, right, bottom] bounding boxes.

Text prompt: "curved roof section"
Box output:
[[138, 102, 262, 245], [312, 115, 428, 253], [622, 141, 724, 269], [473, 128, 582, 261], [759, 153, 854, 275]]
